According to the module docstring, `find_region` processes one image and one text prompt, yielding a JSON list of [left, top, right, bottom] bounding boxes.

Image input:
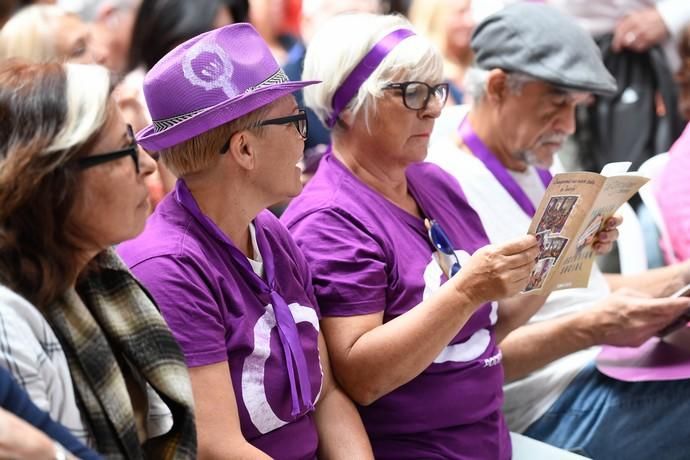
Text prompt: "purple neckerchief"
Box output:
[[174, 180, 313, 418], [326, 28, 415, 128], [458, 116, 552, 217]]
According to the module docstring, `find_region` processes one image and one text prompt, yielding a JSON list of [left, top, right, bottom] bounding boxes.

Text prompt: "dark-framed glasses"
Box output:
[[258, 109, 308, 140], [219, 109, 309, 154], [426, 218, 461, 278], [76, 124, 141, 173], [382, 81, 449, 111]]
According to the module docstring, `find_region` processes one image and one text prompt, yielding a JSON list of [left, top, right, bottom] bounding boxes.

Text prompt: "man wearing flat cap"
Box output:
[[429, 3, 690, 459]]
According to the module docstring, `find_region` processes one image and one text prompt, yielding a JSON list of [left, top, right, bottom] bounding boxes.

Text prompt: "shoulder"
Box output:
[[0, 286, 53, 343], [283, 155, 370, 229], [0, 286, 70, 413], [257, 211, 307, 261], [408, 161, 467, 201], [118, 195, 204, 269]]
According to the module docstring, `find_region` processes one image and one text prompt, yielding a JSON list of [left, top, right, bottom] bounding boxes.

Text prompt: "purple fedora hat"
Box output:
[[137, 23, 319, 152]]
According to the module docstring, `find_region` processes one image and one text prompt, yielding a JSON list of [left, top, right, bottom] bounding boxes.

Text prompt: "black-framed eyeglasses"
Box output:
[[426, 218, 461, 278], [219, 110, 309, 154], [76, 124, 141, 173], [258, 109, 308, 140], [382, 81, 449, 111]]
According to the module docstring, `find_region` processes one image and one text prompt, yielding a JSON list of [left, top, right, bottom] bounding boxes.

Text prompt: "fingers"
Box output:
[[612, 8, 669, 53], [592, 228, 618, 254], [590, 214, 621, 253], [654, 296, 690, 315], [501, 247, 540, 269], [497, 235, 539, 256], [612, 19, 633, 52], [592, 241, 613, 254], [626, 296, 690, 326], [604, 215, 622, 230]]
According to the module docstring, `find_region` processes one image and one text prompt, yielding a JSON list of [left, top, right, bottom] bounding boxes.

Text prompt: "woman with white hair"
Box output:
[[0, 4, 108, 64], [281, 13, 539, 459], [0, 59, 196, 457]]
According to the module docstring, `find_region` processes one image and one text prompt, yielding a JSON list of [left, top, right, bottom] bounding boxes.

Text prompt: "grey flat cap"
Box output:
[[471, 3, 617, 95]]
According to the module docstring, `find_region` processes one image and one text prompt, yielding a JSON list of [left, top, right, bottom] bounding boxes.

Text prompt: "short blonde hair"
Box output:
[[303, 13, 443, 132], [0, 5, 68, 62], [159, 104, 273, 177], [408, 0, 451, 55]]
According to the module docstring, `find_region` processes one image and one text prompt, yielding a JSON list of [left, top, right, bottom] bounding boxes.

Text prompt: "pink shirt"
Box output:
[[655, 122, 690, 261]]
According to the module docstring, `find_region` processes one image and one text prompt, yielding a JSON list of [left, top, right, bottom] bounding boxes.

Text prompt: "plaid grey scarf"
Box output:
[[44, 249, 196, 459]]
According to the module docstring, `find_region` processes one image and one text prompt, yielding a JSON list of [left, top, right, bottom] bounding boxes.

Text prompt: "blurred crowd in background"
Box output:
[[3, 0, 690, 458]]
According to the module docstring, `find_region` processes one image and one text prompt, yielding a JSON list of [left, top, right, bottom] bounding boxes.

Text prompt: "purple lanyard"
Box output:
[[174, 181, 313, 418], [458, 117, 552, 217]]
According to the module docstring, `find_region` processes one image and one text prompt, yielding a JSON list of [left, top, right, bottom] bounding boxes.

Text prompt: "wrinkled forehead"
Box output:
[[530, 80, 591, 105]]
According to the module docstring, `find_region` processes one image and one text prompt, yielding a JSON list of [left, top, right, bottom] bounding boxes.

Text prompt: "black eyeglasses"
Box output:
[[257, 109, 308, 140], [382, 81, 449, 111], [76, 124, 141, 173], [219, 110, 309, 154], [426, 219, 461, 278]]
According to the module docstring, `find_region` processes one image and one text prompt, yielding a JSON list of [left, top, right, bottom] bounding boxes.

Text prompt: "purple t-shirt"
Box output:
[[282, 153, 509, 460], [117, 180, 323, 460]]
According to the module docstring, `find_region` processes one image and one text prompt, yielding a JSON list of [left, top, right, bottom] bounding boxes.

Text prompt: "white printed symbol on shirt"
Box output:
[[241, 303, 322, 434], [422, 250, 498, 364]]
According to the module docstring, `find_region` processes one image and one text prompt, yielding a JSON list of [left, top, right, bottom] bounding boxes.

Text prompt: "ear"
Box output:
[[337, 109, 355, 130], [96, 4, 117, 24], [486, 69, 509, 104], [226, 129, 258, 171]]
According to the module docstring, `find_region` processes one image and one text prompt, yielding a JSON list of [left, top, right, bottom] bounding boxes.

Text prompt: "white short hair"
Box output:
[[0, 5, 67, 62], [48, 63, 111, 153], [302, 0, 380, 18], [464, 66, 537, 102], [303, 13, 443, 132], [57, 0, 136, 21]]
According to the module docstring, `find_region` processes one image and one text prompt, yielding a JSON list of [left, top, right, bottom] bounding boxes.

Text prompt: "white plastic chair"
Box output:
[[510, 433, 591, 459], [616, 201, 648, 274], [637, 153, 676, 263]]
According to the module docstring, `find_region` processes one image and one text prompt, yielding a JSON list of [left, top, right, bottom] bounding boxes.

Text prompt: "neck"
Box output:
[[467, 106, 528, 173], [70, 250, 99, 288], [332, 134, 413, 211], [184, 170, 264, 259]]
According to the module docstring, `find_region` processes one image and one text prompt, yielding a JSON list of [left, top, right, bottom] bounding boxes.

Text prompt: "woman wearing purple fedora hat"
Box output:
[[117, 23, 373, 459], [280, 13, 540, 459]]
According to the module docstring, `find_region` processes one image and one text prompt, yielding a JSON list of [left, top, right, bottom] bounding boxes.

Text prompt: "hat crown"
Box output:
[[471, 3, 617, 95], [143, 23, 286, 125]]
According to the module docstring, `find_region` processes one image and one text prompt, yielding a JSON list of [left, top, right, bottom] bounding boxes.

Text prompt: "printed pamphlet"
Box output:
[[524, 162, 648, 294]]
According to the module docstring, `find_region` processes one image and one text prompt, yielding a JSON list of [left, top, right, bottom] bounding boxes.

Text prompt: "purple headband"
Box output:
[[325, 28, 416, 128]]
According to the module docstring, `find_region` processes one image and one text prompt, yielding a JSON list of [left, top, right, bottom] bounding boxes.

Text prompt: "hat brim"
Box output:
[[485, 64, 618, 97], [523, 71, 618, 97], [137, 80, 320, 152]]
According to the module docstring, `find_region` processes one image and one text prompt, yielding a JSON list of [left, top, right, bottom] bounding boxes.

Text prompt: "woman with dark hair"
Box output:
[[127, 0, 247, 73], [0, 59, 196, 458]]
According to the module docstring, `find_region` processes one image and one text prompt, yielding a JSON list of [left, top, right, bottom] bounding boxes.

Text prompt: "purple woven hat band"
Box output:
[[325, 28, 415, 128]]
